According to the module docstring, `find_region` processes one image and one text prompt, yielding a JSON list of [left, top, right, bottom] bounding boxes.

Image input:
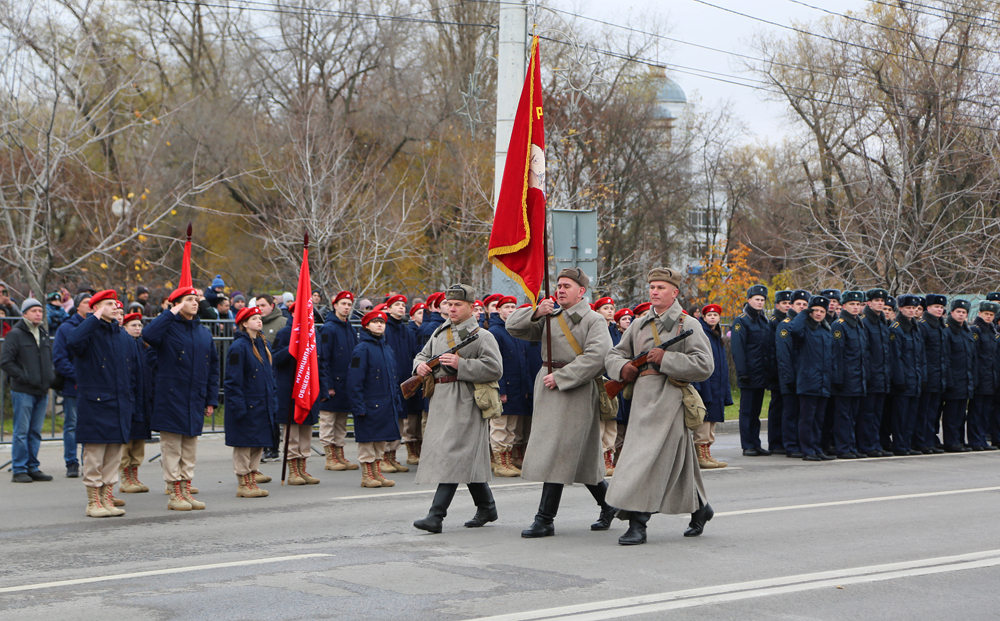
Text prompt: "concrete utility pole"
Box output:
[[490, 0, 529, 299]]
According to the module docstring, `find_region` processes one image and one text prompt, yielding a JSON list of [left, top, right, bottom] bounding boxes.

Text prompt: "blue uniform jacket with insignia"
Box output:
[[944, 318, 976, 399], [861, 305, 892, 393], [971, 317, 999, 396], [730, 304, 772, 389], [830, 313, 868, 397], [224, 331, 278, 447], [788, 310, 833, 397], [385, 316, 418, 418], [889, 316, 925, 397], [318, 312, 357, 412], [775, 310, 800, 394], [918, 314, 950, 394], [347, 331, 403, 443], [68, 315, 137, 444], [489, 313, 533, 416]]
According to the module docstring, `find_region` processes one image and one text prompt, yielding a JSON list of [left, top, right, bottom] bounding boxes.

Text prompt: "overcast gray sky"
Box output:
[[549, 0, 870, 141]]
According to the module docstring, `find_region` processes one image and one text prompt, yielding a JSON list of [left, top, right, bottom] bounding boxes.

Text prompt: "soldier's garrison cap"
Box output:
[[747, 285, 768, 299], [925, 294, 947, 307], [775, 290, 793, 303], [791, 289, 811, 303], [557, 267, 590, 288], [951, 299, 971, 312], [445, 283, 477, 303], [819, 289, 842, 301], [808, 295, 829, 311], [979, 301, 1000, 314], [866, 288, 889, 302], [841, 291, 865, 304], [646, 267, 681, 288], [897, 294, 922, 308]]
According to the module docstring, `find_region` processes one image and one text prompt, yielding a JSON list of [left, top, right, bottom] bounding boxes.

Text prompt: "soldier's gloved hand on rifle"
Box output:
[[646, 348, 665, 366], [620, 364, 639, 383]]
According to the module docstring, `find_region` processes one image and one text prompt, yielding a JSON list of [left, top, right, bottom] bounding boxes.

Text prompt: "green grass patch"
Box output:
[[724, 388, 773, 421]]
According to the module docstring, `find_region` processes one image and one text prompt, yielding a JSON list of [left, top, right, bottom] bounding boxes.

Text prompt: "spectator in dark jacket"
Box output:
[[693, 305, 732, 470], [0, 298, 55, 482], [46, 292, 69, 334], [52, 292, 92, 478], [256, 294, 287, 345], [0, 282, 21, 318]]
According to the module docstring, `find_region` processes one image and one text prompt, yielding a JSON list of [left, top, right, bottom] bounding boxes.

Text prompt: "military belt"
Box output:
[[435, 376, 459, 385], [639, 369, 664, 377], [543, 362, 569, 369]]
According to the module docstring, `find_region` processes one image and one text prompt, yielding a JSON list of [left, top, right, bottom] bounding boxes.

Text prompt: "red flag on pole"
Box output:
[[288, 234, 319, 424], [488, 36, 546, 305], [179, 222, 193, 289]]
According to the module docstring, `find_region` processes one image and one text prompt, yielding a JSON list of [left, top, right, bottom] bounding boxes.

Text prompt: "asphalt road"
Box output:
[[2, 429, 1000, 621]]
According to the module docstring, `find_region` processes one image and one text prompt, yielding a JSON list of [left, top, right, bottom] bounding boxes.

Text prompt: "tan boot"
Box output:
[[512, 445, 524, 469], [119, 468, 142, 493], [165, 482, 199, 495], [335, 446, 359, 470], [493, 449, 517, 477], [503, 449, 521, 475], [86, 486, 111, 518], [250, 471, 270, 495], [253, 470, 271, 484], [405, 442, 420, 465], [360, 462, 382, 488], [384, 450, 408, 473], [237, 473, 269, 498], [131, 466, 149, 492], [697, 443, 723, 469], [324, 445, 344, 471], [286, 457, 307, 485], [604, 449, 615, 477], [706, 444, 727, 468], [101, 485, 125, 516], [380, 452, 398, 473], [298, 459, 320, 484], [373, 460, 395, 487], [182, 480, 206, 509], [167, 480, 193, 511]]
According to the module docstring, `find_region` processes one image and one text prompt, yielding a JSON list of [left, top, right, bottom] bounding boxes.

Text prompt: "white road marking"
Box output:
[[331, 481, 543, 501], [469, 549, 1000, 620], [715, 486, 1000, 517], [0, 554, 332, 594]]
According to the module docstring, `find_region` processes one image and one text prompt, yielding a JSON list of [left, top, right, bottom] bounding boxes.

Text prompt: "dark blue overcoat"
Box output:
[[67, 316, 136, 444], [347, 332, 403, 443], [918, 314, 950, 394], [385, 316, 418, 419], [693, 318, 733, 423], [318, 313, 357, 412], [273, 324, 322, 426], [861, 306, 892, 393], [52, 312, 84, 397], [831, 313, 868, 397], [730, 304, 772, 389], [130, 337, 153, 441], [890, 316, 926, 397], [944, 318, 976, 400], [788, 311, 833, 397], [489, 313, 533, 417], [224, 331, 279, 447]]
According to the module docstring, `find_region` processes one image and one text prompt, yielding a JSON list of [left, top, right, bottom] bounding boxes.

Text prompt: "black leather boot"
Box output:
[[684, 498, 714, 537], [585, 480, 617, 531], [414, 484, 458, 533], [521, 482, 563, 538], [618, 512, 651, 545], [464, 482, 498, 527]]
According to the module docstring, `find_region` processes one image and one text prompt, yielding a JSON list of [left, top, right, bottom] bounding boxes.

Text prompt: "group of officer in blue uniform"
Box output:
[[732, 285, 1000, 461]]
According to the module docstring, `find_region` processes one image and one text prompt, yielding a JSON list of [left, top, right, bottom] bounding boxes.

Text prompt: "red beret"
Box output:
[[361, 310, 387, 327], [114, 300, 124, 310], [386, 294, 407, 307], [702, 304, 722, 316], [333, 291, 354, 304], [614, 308, 633, 323], [426, 292, 444, 307], [90, 289, 118, 305], [168, 286, 199, 303], [123, 312, 143, 325], [593, 296, 614, 310], [518, 303, 533, 309], [498, 296, 517, 307], [633, 302, 651, 316], [409, 302, 426, 317], [372, 303, 387, 313], [235, 306, 261, 325], [474, 300, 485, 309], [483, 293, 503, 307]]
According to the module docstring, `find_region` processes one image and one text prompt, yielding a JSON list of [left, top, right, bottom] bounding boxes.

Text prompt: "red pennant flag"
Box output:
[[288, 236, 319, 424], [179, 222, 193, 289], [489, 36, 546, 305]]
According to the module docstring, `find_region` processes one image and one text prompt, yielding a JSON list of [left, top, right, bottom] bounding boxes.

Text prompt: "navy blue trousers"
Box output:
[[767, 389, 784, 451], [915, 391, 942, 449], [738, 388, 766, 450], [967, 394, 992, 448], [858, 393, 886, 453], [891, 395, 920, 451], [782, 391, 801, 453], [798, 395, 828, 457], [881, 395, 895, 451], [942, 399, 968, 447], [821, 398, 836, 452], [992, 395, 1000, 448], [834, 396, 862, 455]]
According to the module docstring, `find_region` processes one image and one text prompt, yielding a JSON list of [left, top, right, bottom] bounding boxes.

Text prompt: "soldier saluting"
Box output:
[[605, 268, 715, 545]]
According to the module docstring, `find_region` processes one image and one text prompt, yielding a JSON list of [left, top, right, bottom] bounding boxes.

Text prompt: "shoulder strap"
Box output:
[[556, 313, 584, 356], [445, 327, 457, 348]]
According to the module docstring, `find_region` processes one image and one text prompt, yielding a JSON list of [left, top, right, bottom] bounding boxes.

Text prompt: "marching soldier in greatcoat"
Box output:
[[69, 290, 138, 517], [731, 285, 773, 456], [142, 286, 219, 511], [604, 268, 715, 545], [507, 268, 617, 538], [412, 284, 504, 533]]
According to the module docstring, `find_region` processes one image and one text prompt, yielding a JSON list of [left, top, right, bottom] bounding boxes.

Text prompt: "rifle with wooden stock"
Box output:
[[604, 329, 695, 399], [400, 329, 481, 399]]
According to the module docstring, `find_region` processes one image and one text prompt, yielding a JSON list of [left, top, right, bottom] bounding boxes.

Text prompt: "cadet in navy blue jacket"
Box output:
[[776, 289, 811, 456], [119, 313, 152, 494], [271, 310, 323, 484], [889, 295, 926, 455], [225, 307, 278, 496], [967, 302, 1000, 451], [943, 299, 976, 451], [383, 294, 417, 471], [693, 306, 732, 469], [488, 296, 533, 476], [766, 290, 792, 453], [830, 291, 868, 458], [731, 285, 773, 456], [788, 296, 834, 461], [916, 294, 949, 453], [317, 290, 359, 471], [859, 289, 892, 456], [52, 300, 88, 477], [348, 310, 404, 488], [68, 291, 137, 517], [142, 286, 219, 510]]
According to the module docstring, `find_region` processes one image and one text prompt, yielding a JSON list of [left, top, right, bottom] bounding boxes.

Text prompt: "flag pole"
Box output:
[[532, 26, 553, 375], [281, 231, 308, 485]]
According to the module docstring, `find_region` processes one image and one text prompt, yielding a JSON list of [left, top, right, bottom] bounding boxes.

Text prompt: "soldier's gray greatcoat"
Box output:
[[413, 316, 503, 485], [604, 300, 714, 514], [506, 300, 612, 486]]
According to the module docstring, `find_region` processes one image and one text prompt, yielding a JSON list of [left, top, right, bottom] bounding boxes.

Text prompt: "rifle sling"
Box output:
[[557, 314, 584, 357]]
